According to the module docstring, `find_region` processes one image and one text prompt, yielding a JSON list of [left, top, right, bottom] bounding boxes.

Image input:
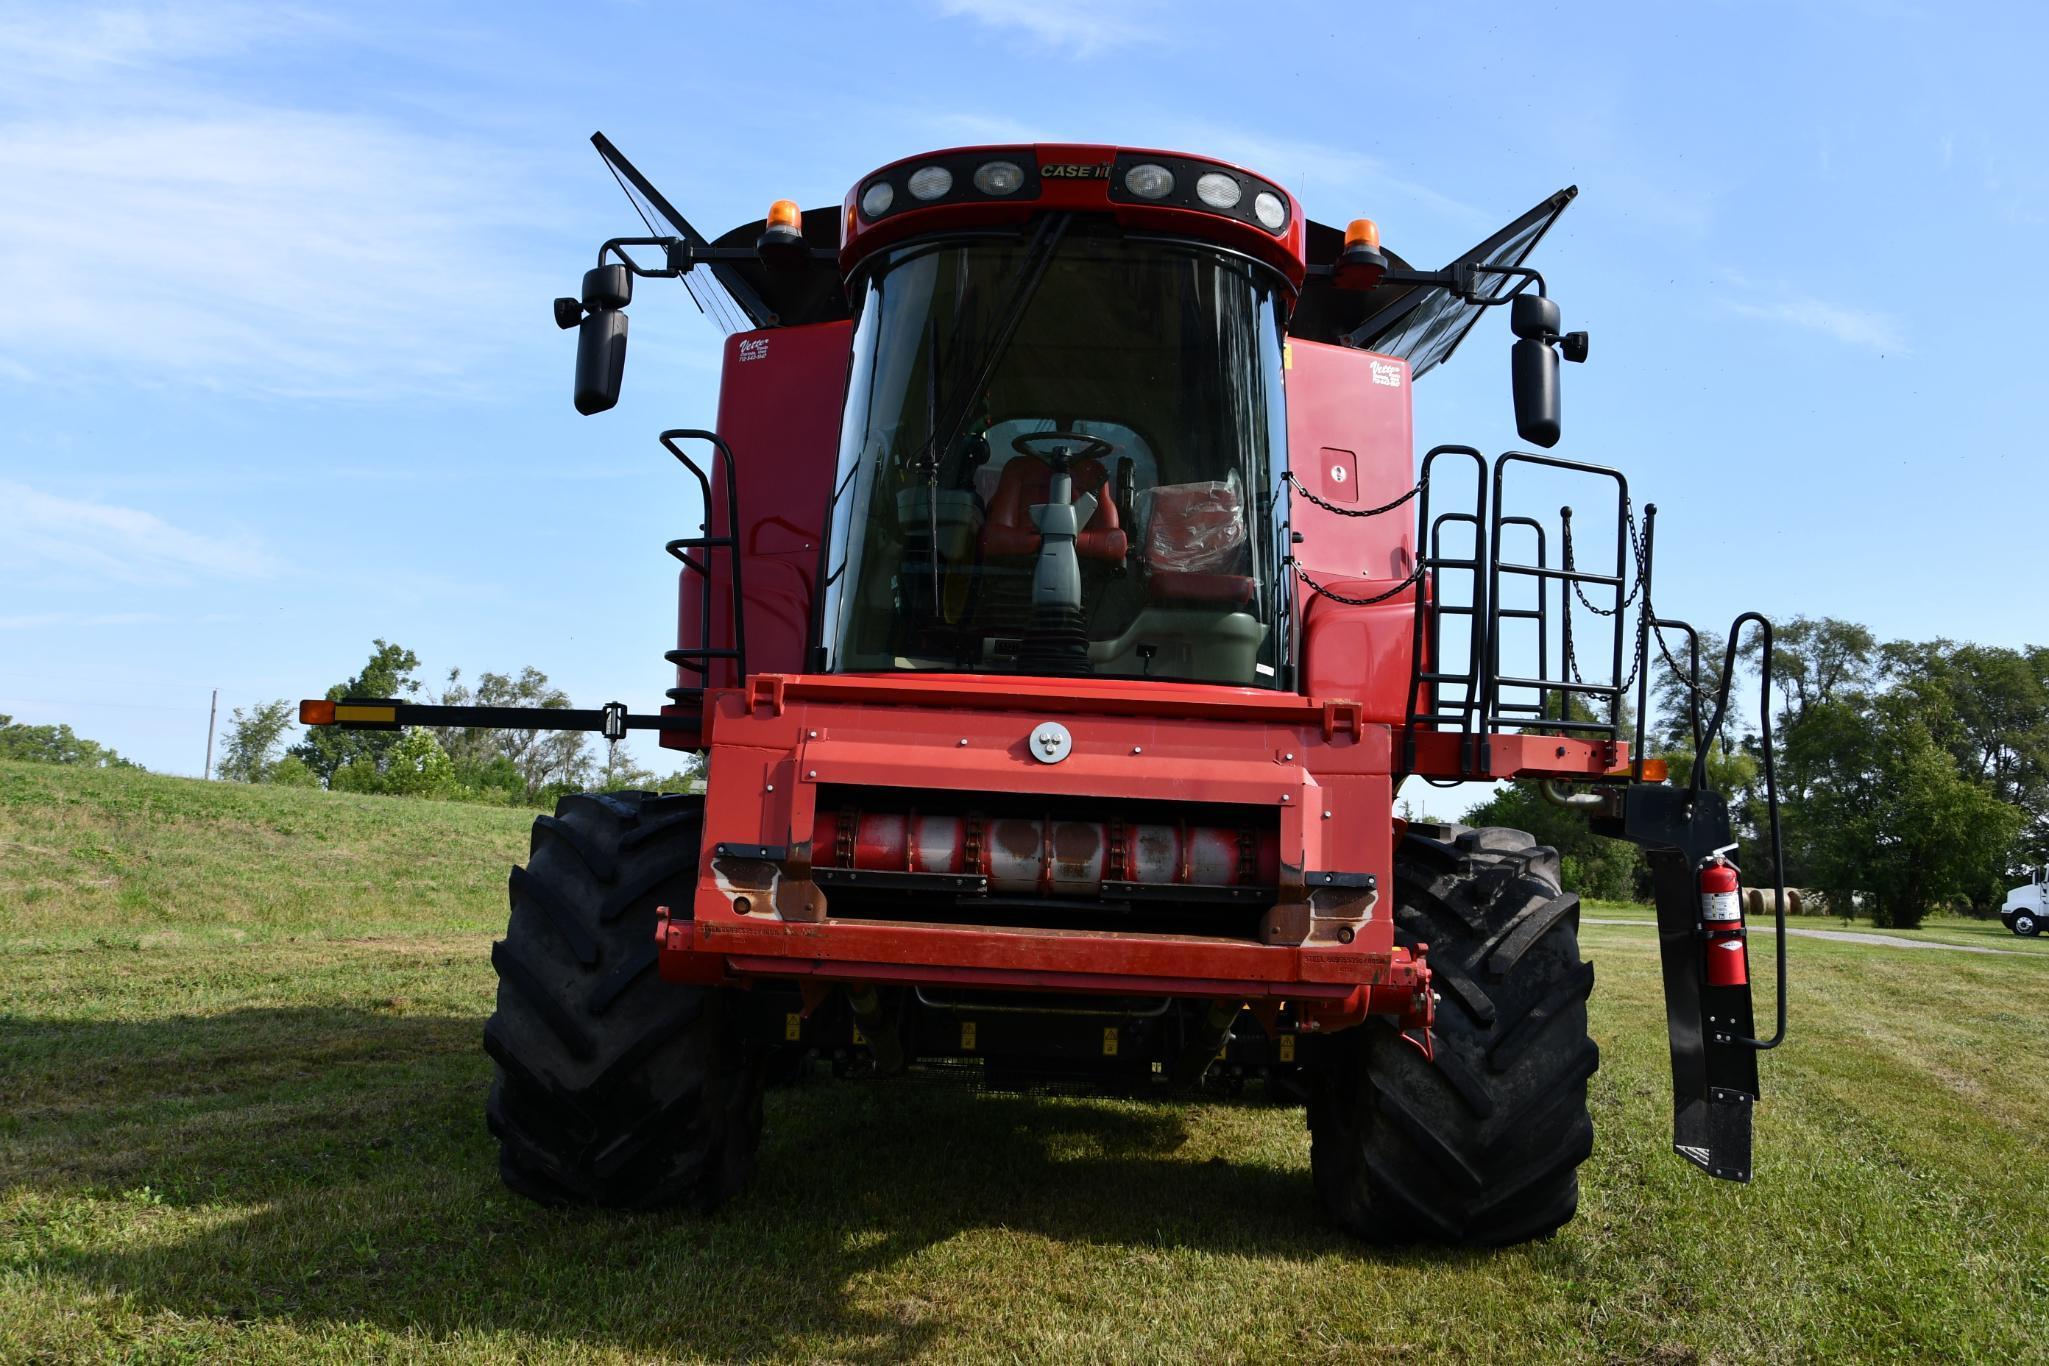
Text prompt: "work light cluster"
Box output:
[[861, 158, 1028, 218], [857, 152, 1290, 236], [1119, 162, 1288, 232]]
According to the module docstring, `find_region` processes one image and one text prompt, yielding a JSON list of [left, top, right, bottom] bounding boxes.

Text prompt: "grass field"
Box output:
[[4, 759, 2047, 1362]]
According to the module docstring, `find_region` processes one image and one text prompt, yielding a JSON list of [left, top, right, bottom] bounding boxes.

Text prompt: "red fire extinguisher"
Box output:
[[1699, 850, 1748, 988]]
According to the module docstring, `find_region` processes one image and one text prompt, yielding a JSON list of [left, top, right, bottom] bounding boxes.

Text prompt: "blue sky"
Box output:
[[3, 0, 2045, 783]]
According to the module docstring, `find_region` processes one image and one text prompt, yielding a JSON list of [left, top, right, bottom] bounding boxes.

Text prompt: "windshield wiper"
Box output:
[[919, 213, 1072, 473]]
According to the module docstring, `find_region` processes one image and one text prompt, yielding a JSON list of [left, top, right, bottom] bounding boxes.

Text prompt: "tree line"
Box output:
[[1464, 617, 2044, 927], [217, 639, 701, 805], [0, 715, 138, 769]]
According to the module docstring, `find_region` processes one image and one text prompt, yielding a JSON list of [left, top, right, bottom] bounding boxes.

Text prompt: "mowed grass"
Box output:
[[3, 761, 2047, 1362]]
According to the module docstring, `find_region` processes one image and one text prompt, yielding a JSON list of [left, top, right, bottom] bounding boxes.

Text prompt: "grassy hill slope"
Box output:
[[0, 759, 532, 948], [2, 761, 2046, 1362]]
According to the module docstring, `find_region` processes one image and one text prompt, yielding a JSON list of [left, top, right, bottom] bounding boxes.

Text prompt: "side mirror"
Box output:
[[1507, 293, 1583, 448], [1510, 292, 1560, 341], [574, 309, 629, 415], [581, 264, 632, 311], [1512, 337, 1560, 448], [569, 264, 635, 415]]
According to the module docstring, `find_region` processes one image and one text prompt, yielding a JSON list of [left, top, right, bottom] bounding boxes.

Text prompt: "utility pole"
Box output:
[[204, 689, 218, 780]]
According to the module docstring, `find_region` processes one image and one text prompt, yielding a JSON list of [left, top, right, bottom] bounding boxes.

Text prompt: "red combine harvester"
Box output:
[[302, 135, 1786, 1245]]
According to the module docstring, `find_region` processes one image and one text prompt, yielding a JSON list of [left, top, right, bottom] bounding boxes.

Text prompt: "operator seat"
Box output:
[[980, 456, 1129, 561], [1141, 481, 1255, 606]]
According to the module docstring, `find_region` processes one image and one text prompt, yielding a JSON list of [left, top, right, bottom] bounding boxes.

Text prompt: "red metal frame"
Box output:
[[655, 673, 1623, 1031]]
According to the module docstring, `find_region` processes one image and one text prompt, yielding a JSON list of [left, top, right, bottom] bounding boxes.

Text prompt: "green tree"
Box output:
[[0, 714, 139, 769], [270, 755, 318, 788], [1459, 782, 1645, 902], [594, 740, 705, 794], [291, 640, 423, 785], [1881, 639, 2048, 902], [435, 666, 591, 798], [1649, 626, 1732, 754], [1746, 615, 1878, 729], [1792, 692, 2023, 927], [378, 727, 456, 798], [215, 699, 295, 782], [1886, 641, 2048, 803]]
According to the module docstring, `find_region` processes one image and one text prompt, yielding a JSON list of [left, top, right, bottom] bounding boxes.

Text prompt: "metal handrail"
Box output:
[[660, 429, 748, 696]]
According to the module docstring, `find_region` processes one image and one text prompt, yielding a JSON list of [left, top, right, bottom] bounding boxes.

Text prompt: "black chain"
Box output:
[[1293, 562, 1424, 606], [1651, 616, 1721, 718], [1284, 471, 1429, 607], [1558, 500, 1647, 695], [1560, 498, 1648, 618], [1285, 470, 1426, 520], [1561, 504, 1717, 714]]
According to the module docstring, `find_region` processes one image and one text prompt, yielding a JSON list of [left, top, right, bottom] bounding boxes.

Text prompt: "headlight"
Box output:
[[1195, 172, 1242, 209], [1124, 163, 1175, 200], [974, 160, 1025, 196], [907, 166, 953, 201], [1253, 191, 1287, 231], [860, 181, 895, 217]]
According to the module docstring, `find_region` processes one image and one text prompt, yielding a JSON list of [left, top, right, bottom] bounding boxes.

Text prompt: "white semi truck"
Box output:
[[2002, 870, 2046, 937]]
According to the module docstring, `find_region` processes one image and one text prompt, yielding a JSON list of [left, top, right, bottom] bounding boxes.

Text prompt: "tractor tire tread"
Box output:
[[485, 791, 765, 1211], [507, 864, 598, 967], [529, 813, 616, 884], [1309, 825, 1599, 1246]]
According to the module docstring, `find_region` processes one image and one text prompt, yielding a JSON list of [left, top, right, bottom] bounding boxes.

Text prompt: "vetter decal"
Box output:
[[738, 338, 770, 362], [1370, 359, 1403, 389]]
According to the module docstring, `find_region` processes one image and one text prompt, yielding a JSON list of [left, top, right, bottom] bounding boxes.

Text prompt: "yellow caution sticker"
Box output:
[[961, 1021, 977, 1051], [784, 1013, 803, 1042], [851, 1024, 866, 1046], [1102, 1027, 1119, 1057], [333, 704, 396, 724], [1278, 1035, 1296, 1063]]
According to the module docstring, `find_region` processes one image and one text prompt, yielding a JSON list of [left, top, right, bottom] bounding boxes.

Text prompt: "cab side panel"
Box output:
[[1286, 340, 1418, 720], [676, 321, 853, 699]]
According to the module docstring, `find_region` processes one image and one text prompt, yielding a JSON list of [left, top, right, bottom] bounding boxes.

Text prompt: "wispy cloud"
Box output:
[[934, 0, 1163, 57], [0, 4, 561, 400], [0, 480, 278, 587], [1719, 272, 1908, 354], [0, 610, 237, 629], [0, 1, 335, 80]]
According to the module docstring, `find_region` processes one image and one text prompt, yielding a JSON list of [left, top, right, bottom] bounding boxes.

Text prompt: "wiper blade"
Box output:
[[921, 213, 1072, 469]]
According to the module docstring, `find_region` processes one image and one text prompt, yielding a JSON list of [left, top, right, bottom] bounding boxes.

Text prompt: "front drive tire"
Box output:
[[1309, 826, 1600, 1246], [2013, 912, 2040, 937], [483, 791, 765, 1209]]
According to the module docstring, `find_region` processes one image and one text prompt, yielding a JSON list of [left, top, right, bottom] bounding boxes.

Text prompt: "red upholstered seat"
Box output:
[[1142, 482, 1254, 606], [979, 457, 1128, 561]]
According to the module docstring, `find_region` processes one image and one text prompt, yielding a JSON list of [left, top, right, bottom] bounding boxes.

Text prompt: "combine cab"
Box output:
[[304, 136, 1786, 1244]]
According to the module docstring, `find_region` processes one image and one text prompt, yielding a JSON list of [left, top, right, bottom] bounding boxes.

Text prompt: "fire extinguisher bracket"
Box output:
[[1605, 781, 1766, 1183]]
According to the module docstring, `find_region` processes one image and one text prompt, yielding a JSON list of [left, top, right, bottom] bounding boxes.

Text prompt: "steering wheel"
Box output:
[[1010, 430, 1113, 466]]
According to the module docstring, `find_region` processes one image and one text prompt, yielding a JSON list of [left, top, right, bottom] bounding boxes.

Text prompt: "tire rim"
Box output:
[[2019, 915, 2037, 935]]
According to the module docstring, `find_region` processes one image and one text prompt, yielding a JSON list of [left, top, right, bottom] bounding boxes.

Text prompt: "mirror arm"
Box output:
[[597, 236, 836, 275], [1364, 263, 1547, 306]]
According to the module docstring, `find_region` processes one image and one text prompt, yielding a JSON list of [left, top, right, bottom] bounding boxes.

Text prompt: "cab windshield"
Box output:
[[818, 221, 1291, 687]]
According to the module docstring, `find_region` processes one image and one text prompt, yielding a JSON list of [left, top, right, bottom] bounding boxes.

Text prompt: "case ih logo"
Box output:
[[1370, 360, 1403, 389], [1040, 163, 1110, 179], [738, 338, 770, 362]]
